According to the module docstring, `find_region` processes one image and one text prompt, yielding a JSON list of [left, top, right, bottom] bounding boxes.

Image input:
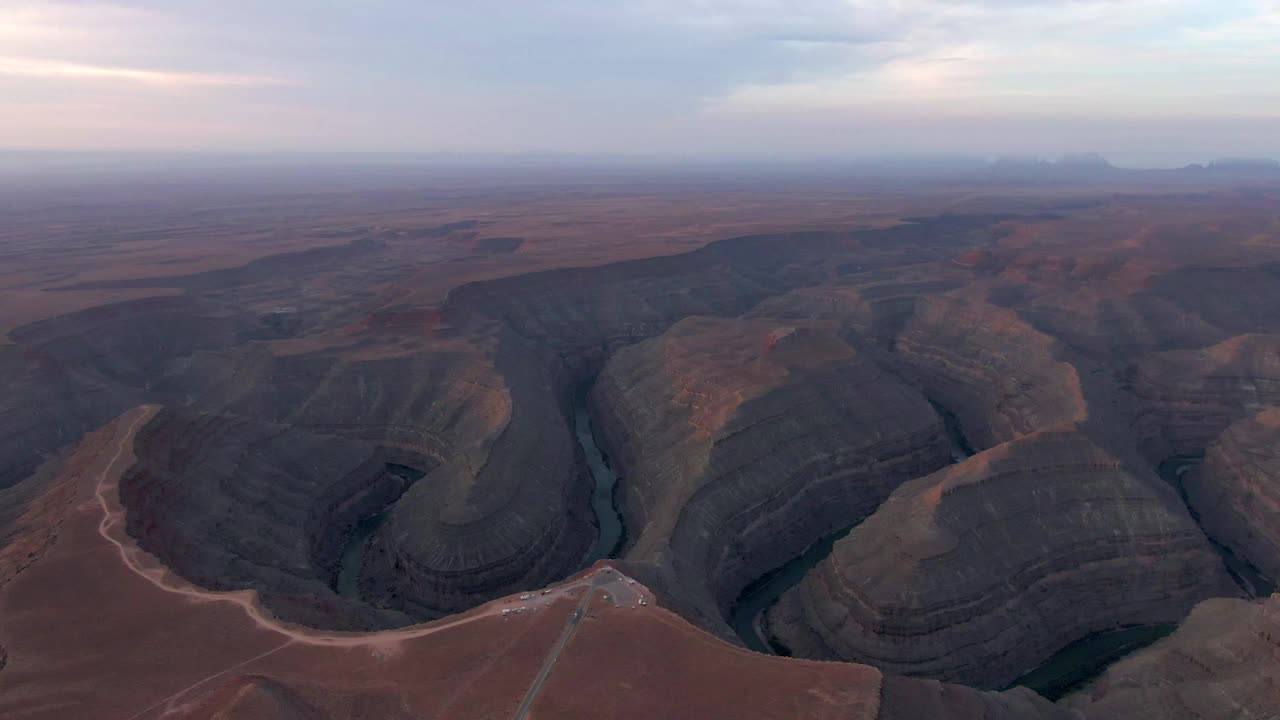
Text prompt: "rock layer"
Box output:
[[887, 295, 1087, 450], [1184, 407, 1280, 580], [360, 332, 597, 616], [120, 408, 419, 630], [591, 317, 952, 632], [768, 431, 1236, 689], [1066, 594, 1280, 720], [1131, 334, 1280, 460]]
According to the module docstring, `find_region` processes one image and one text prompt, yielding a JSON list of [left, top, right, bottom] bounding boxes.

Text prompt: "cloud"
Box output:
[[703, 0, 1280, 119], [0, 0, 1276, 158], [0, 56, 279, 87]]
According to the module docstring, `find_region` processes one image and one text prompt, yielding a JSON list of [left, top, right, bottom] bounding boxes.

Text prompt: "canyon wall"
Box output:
[[1183, 407, 1280, 580], [768, 431, 1236, 689], [591, 317, 952, 632]]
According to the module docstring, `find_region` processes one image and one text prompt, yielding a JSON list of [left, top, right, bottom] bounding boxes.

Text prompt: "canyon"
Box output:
[[2, 164, 1280, 718]]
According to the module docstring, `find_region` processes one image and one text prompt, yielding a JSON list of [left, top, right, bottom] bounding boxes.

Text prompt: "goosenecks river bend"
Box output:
[[726, 399, 977, 657], [574, 387, 625, 563], [333, 391, 626, 603], [336, 390, 1236, 702]]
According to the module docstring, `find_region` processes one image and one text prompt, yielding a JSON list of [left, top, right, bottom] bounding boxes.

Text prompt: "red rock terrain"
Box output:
[[3, 173, 1280, 717], [768, 431, 1235, 689], [0, 408, 1070, 720], [1183, 407, 1280, 580], [1065, 594, 1280, 719], [591, 316, 951, 631], [1131, 334, 1280, 461]]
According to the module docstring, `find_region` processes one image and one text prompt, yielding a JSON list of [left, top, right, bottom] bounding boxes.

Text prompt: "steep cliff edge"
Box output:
[[591, 317, 952, 634], [769, 431, 1236, 689], [359, 331, 597, 617], [888, 295, 1088, 450], [120, 408, 419, 630], [1131, 334, 1280, 460], [1065, 594, 1280, 720], [1183, 407, 1280, 581]]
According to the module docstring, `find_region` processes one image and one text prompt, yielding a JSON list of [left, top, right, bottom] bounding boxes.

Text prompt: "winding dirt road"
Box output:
[[92, 405, 605, 650], [0, 405, 654, 719]]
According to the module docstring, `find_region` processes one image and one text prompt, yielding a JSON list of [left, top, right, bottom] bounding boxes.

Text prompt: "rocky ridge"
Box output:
[[590, 317, 952, 632], [768, 431, 1236, 689]]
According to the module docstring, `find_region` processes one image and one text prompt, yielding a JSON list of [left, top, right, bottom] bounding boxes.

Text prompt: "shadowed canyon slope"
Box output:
[[0, 408, 1072, 720], [591, 316, 952, 631], [1066, 594, 1280, 720], [3, 176, 1280, 718], [768, 431, 1236, 689], [1184, 407, 1280, 581]]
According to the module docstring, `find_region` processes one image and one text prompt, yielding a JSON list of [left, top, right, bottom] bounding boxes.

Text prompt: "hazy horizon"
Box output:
[[3, 1, 1278, 163]]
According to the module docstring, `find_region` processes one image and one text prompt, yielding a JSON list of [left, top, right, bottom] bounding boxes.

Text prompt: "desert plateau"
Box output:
[[1, 156, 1279, 719]]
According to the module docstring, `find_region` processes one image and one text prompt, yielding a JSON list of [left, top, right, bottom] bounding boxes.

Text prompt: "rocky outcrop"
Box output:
[[1065, 594, 1280, 720], [0, 343, 126, 490], [0, 295, 256, 491], [1131, 334, 1280, 460], [120, 408, 418, 630], [591, 317, 952, 632], [749, 288, 1087, 452], [768, 431, 1236, 689], [359, 331, 597, 617], [8, 295, 255, 388], [887, 296, 1087, 450], [1184, 407, 1280, 581], [3, 291, 601, 624], [441, 216, 1020, 358]]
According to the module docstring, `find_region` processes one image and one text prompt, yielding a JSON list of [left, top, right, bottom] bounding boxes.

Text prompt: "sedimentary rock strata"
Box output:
[[120, 408, 419, 629], [0, 295, 249, 491], [359, 332, 597, 616], [591, 317, 952, 631], [768, 431, 1236, 689], [1183, 407, 1280, 580], [1131, 334, 1280, 460], [887, 295, 1087, 450], [1066, 594, 1280, 720]]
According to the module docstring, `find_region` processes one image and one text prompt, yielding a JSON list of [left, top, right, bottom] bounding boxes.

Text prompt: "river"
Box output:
[[333, 463, 427, 599], [574, 388, 625, 562], [1000, 456, 1277, 699], [722, 401, 1207, 695], [727, 399, 978, 654], [1006, 624, 1176, 700]]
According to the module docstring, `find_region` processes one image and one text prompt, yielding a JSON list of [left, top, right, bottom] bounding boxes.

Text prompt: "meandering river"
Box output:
[[728, 399, 979, 654], [575, 388, 625, 562], [333, 463, 427, 599]]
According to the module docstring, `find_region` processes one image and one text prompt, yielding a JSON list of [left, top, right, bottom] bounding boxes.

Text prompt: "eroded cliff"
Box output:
[[768, 431, 1236, 688], [591, 317, 952, 633]]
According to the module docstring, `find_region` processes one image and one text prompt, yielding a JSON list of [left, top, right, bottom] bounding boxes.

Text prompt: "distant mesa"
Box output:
[[1056, 152, 1114, 169], [988, 153, 1116, 179], [1207, 157, 1280, 172], [990, 155, 1053, 170]]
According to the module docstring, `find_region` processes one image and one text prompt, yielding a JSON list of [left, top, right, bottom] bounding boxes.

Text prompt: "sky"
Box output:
[[2, 0, 1278, 165]]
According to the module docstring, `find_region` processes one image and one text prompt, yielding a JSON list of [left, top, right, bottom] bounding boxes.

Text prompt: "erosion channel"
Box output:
[[334, 463, 427, 599], [728, 399, 978, 655], [576, 386, 625, 562]]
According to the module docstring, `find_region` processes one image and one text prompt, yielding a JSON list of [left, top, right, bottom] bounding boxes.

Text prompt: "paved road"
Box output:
[[510, 574, 603, 720]]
